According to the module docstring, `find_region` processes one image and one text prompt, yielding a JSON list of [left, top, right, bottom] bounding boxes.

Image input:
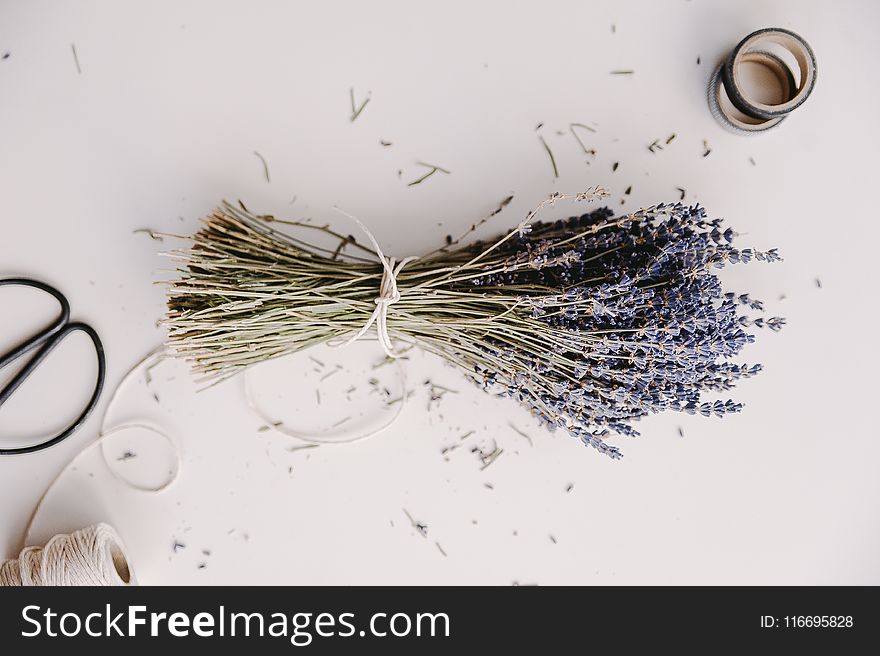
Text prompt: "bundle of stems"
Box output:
[[165, 190, 782, 458]]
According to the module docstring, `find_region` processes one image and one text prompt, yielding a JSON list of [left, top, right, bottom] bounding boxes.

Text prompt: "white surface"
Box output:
[[1, 0, 879, 585]]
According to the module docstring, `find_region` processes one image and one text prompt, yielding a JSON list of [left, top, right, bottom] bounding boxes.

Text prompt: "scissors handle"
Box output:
[[0, 279, 106, 456], [0, 278, 69, 371]]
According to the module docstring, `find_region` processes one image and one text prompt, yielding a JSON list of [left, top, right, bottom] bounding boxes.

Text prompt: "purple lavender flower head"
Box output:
[[459, 203, 783, 458]]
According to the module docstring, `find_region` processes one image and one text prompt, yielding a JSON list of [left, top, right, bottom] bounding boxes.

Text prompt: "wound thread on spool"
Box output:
[[0, 523, 135, 586]]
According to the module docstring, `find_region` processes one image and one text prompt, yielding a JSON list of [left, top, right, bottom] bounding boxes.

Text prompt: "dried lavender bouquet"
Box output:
[[165, 190, 783, 458]]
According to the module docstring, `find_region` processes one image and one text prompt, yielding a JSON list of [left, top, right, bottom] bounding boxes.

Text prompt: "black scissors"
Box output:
[[0, 278, 105, 455]]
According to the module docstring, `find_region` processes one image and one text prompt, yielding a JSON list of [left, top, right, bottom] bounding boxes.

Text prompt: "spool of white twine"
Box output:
[[0, 523, 135, 586]]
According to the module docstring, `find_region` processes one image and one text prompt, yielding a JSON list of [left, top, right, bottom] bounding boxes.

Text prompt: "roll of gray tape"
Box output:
[[708, 51, 794, 135], [709, 27, 816, 134]]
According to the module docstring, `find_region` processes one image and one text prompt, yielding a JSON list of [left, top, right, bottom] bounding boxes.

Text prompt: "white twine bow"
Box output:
[[331, 208, 418, 358]]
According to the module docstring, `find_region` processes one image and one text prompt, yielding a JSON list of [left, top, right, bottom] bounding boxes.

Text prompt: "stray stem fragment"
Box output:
[[538, 136, 559, 178], [408, 162, 450, 187], [403, 509, 428, 538], [569, 123, 596, 154], [349, 88, 371, 122], [71, 44, 81, 74], [253, 151, 270, 183], [508, 422, 533, 447], [133, 228, 163, 242]]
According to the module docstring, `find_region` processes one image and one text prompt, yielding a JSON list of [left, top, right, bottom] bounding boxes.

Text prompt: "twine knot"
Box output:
[[331, 208, 417, 358]]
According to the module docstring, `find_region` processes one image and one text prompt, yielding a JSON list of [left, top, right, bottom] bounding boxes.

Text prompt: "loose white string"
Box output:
[[22, 347, 180, 552], [97, 347, 181, 492], [329, 207, 418, 358], [242, 347, 407, 445]]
